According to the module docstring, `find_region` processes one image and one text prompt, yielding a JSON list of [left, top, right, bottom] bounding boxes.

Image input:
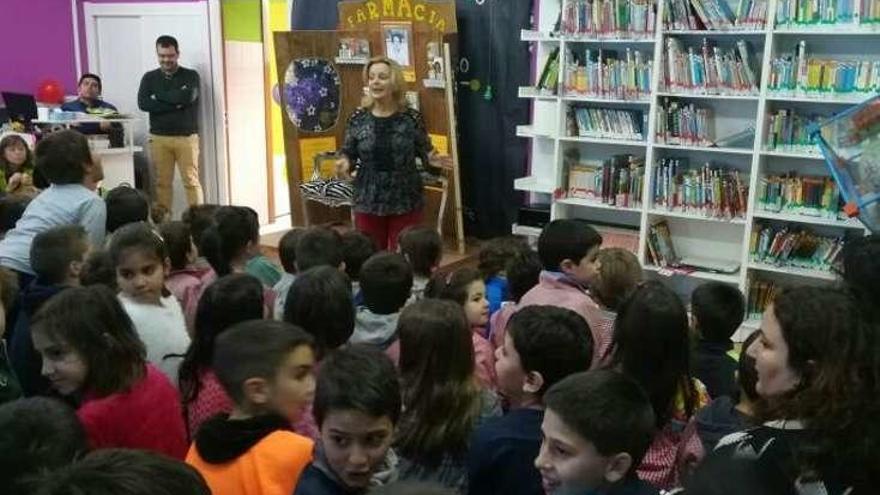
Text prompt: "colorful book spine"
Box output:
[[567, 154, 646, 206], [756, 173, 842, 219], [662, 37, 759, 94], [652, 158, 748, 218], [564, 48, 653, 99], [568, 106, 647, 140], [768, 41, 880, 94], [664, 0, 767, 30], [746, 277, 779, 319], [537, 48, 562, 94], [655, 98, 714, 145], [562, 0, 657, 38], [749, 222, 846, 271], [775, 0, 862, 25], [764, 109, 836, 151]]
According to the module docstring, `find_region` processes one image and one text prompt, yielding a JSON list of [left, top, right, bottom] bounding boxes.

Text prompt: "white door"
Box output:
[[83, 1, 227, 217]]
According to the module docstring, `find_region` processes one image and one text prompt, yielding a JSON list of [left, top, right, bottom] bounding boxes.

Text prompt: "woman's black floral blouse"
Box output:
[[341, 106, 433, 216]]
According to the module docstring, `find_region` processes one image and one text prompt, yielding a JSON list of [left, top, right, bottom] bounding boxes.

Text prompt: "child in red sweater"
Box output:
[[30, 285, 188, 459]]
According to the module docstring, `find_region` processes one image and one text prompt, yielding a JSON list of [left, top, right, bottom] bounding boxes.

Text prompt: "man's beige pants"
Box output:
[[149, 133, 204, 210]]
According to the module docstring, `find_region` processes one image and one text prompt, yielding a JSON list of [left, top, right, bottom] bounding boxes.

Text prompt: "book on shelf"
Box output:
[[768, 40, 880, 95], [652, 157, 748, 219], [749, 222, 846, 271], [646, 219, 680, 266], [537, 47, 562, 94], [662, 37, 760, 95], [565, 153, 645, 207], [655, 98, 713, 145], [564, 48, 653, 100], [746, 277, 779, 320], [663, 0, 767, 30], [774, 0, 871, 26], [764, 108, 833, 152], [566, 106, 647, 140], [757, 173, 842, 219], [562, 0, 657, 38]]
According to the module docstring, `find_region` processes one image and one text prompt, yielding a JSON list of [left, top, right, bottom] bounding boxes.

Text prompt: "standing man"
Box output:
[[137, 35, 203, 211]]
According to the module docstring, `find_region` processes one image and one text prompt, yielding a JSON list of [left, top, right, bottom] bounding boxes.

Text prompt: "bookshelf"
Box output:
[[515, 0, 876, 339]]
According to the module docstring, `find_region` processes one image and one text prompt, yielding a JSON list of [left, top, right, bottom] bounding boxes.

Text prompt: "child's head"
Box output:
[[397, 225, 442, 278], [610, 280, 697, 427], [342, 230, 377, 281], [213, 320, 315, 421], [0, 397, 87, 495], [284, 265, 354, 357], [0, 194, 31, 235], [426, 267, 488, 327], [31, 286, 146, 397], [34, 448, 210, 495], [478, 236, 527, 279], [537, 219, 602, 285], [108, 222, 169, 305], [295, 226, 344, 272], [495, 306, 594, 407], [314, 345, 401, 491], [34, 130, 102, 185], [0, 267, 18, 337], [79, 249, 117, 289], [200, 206, 260, 276], [277, 228, 305, 274], [738, 330, 761, 404], [691, 282, 745, 342], [0, 134, 33, 172], [360, 252, 413, 314], [536, 370, 655, 494], [105, 185, 150, 234], [158, 221, 196, 271], [396, 299, 480, 460], [507, 247, 542, 303], [179, 274, 265, 404], [29, 225, 89, 286], [592, 248, 642, 310], [181, 203, 220, 257]]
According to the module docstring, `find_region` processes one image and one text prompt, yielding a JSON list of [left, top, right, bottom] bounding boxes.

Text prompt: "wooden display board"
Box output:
[[274, 0, 464, 252]]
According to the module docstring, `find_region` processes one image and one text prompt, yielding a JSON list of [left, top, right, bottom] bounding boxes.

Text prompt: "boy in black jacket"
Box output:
[[690, 282, 745, 399]]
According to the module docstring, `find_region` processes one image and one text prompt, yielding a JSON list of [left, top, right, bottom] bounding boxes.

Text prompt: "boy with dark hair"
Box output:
[[469, 305, 594, 495], [273, 228, 305, 320], [105, 185, 150, 234], [398, 226, 442, 301], [489, 247, 542, 350], [186, 320, 316, 495], [159, 221, 203, 332], [535, 370, 658, 495], [295, 345, 401, 494], [181, 203, 220, 278], [296, 226, 345, 272], [9, 225, 88, 395], [690, 282, 746, 399], [342, 230, 376, 301], [350, 252, 413, 350], [0, 130, 106, 283], [0, 194, 31, 239]]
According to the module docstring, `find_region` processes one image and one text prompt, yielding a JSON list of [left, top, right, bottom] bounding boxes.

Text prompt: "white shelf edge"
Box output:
[[760, 149, 824, 160], [514, 176, 555, 194], [643, 264, 742, 284], [774, 25, 880, 35], [518, 87, 559, 100], [653, 143, 754, 155], [751, 210, 865, 229], [93, 146, 144, 155], [747, 262, 838, 281], [764, 93, 876, 105], [656, 91, 760, 101], [647, 208, 747, 224], [562, 94, 651, 104], [560, 35, 657, 43], [665, 29, 768, 35], [515, 125, 553, 139], [559, 136, 647, 146], [557, 197, 643, 212], [521, 29, 560, 42], [512, 223, 543, 237]]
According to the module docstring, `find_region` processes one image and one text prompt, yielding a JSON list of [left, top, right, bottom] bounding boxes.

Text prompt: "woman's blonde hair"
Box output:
[[361, 56, 408, 111]]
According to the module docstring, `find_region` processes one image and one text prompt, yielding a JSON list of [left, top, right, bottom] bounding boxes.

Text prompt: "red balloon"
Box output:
[[36, 79, 65, 104]]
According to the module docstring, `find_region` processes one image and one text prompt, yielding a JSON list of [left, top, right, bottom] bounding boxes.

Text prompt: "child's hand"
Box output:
[[6, 172, 22, 192]]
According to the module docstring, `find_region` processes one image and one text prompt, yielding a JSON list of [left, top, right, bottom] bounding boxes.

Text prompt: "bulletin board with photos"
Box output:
[[273, 0, 464, 253]]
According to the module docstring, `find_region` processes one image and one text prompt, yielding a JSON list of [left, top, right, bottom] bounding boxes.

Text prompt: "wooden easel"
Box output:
[[273, 0, 465, 253]]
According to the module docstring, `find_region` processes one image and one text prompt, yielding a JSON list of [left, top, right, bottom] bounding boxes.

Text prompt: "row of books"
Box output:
[[563, 48, 653, 100], [655, 99, 713, 146], [645, 220, 679, 267], [662, 38, 759, 95], [756, 174, 842, 219], [566, 106, 647, 140], [749, 223, 845, 271], [768, 41, 880, 93], [764, 108, 829, 152], [653, 158, 749, 218], [663, 0, 768, 30], [537, 48, 562, 94], [565, 154, 646, 207], [746, 278, 779, 319], [775, 0, 857, 25], [561, 0, 657, 38]]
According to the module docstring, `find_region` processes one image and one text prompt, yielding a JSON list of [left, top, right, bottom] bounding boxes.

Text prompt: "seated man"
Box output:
[[61, 73, 117, 135]]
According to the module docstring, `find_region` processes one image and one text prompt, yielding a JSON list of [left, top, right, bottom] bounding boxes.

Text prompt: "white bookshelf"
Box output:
[[515, 0, 876, 337]]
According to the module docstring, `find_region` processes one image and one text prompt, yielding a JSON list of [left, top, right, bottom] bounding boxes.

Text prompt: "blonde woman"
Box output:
[[335, 57, 438, 250]]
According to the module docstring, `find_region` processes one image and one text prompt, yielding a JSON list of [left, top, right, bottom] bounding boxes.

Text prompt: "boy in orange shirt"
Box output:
[[186, 320, 317, 495]]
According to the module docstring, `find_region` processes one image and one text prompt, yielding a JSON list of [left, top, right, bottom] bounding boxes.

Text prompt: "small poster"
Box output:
[[430, 133, 449, 156], [382, 22, 414, 70], [337, 38, 370, 62], [299, 136, 338, 180]]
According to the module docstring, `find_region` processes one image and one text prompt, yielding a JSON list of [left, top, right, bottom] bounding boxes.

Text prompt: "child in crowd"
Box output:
[[186, 320, 316, 495], [0, 397, 87, 495], [10, 225, 88, 396], [109, 222, 190, 382], [395, 299, 500, 491], [488, 247, 542, 350], [478, 237, 528, 316], [284, 266, 355, 359], [425, 267, 495, 388], [841, 234, 880, 324], [0, 134, 44, 195], [181, 203, 220, 277], [295, 345, 401, 494], [342, 230, 377, 302], [589, 248, 642, 364], [0, 194, 31, 239], [159, 221, 203, 333], [350, 252, 412, 350], [0, 130, 106, 285], [295, 226, 345, 272], [607, 281, 708, 490], [30, 286, 188, 457], [535, 370, 659, 495], [690, 282, 745, 399], [273, 228, 304, 319], [695, 330, 760, 451], [79, 248, 116, 289], [398, 225, 442, 301], [469, 305, 594, 495], [497, 219, 605, 365], [178, 274, 265, 438], [105, 185, 150, 235], [36, 448, 211, 495]]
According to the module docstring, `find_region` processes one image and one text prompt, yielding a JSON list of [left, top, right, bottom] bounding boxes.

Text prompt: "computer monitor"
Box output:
[[1, 92, 38, 125]]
